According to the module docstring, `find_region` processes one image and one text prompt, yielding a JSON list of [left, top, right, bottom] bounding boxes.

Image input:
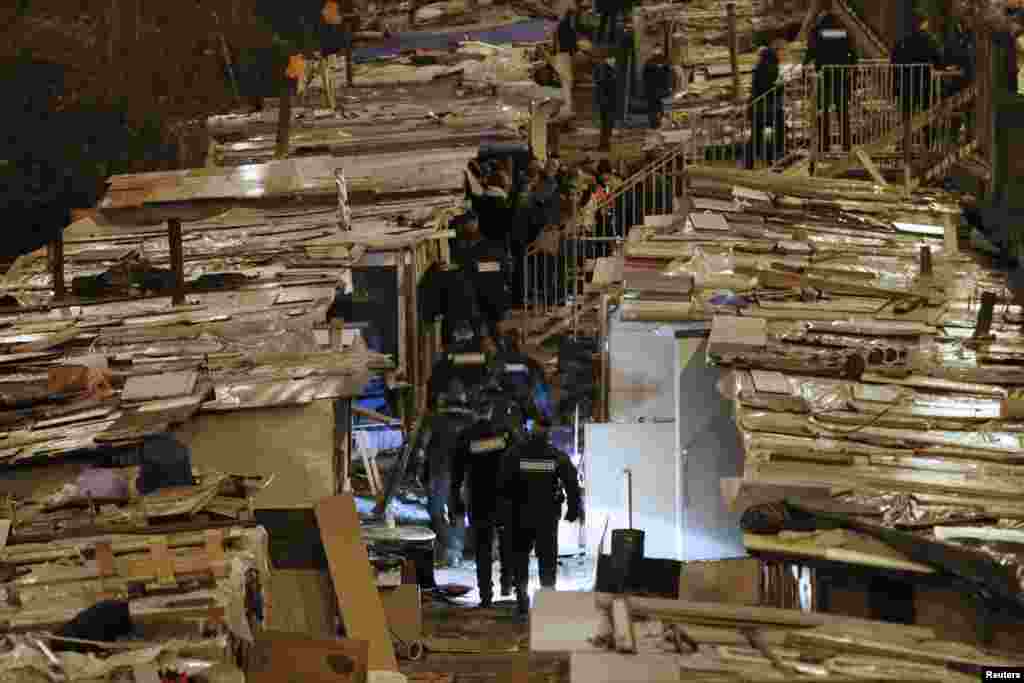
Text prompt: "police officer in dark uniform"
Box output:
[[423, 335, 499, 566], [498, 417, 581, 614], [421, 378, 476, 566], [804, 12, 857, 159], [450, 394, 523, 607], [459, 234, 510, 342], [492, 334, 554, 423]]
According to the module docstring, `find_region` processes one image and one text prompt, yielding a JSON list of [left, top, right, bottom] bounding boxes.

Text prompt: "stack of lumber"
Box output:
[[605, 166, 1024, 597], [208, 93, 525, 166], [532, 591, 1022, 682]]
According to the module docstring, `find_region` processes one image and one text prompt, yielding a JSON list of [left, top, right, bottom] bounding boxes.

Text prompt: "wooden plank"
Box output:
[[248, 631, 369, 683], [594, 594, 936, 641], [315, 494, 398, 672], [168, 218, 185, 306]]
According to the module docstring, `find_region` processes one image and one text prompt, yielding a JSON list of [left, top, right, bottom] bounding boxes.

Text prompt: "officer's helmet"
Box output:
[[439, 378, 469, 408], [452, 321, 476, 345]]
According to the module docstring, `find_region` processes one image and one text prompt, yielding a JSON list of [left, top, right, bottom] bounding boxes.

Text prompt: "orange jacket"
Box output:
[[286, 54, 307, 81]]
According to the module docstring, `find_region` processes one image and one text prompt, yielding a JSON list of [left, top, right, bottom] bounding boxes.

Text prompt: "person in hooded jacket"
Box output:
[[498, 417, 581, 614], [747, 44, 784, 168]]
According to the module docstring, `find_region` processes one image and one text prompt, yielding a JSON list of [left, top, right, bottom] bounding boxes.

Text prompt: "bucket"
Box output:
[[609, 528, 645, 593]]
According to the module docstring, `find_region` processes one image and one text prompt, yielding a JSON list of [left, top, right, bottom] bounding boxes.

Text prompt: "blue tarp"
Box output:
[[354, 19, 554, 62]]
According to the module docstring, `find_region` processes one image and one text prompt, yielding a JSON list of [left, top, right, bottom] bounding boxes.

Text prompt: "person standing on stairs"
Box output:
[[595, 0, 621, 46], [554, 8, 579, 121], [643, 50, 673, 130], [804, 12, 857, 158], [556, 7, 579, 57], [498, 416, 581, 615], [892, 12, 943, 151], [595, 57, 618, 152], [747, 44, 783, 169]]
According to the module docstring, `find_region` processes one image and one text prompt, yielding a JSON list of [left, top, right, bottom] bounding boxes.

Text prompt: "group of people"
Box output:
[[422, 332, 580, 615], [412, 151, 586, 614], [553, 5, 675, 149], [745, 9, 976, 171]]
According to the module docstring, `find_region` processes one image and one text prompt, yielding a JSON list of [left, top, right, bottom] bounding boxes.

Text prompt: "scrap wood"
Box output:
[[786, 627, 1024, 670], [592, 594, 936, 642], [421, 637, 517, 654], [788, 504, 1024, 608]]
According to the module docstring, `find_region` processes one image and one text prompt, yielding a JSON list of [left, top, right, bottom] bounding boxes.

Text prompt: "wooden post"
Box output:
[[903, 112, 912, 192], [335, 398, 352, 494], [49, 236, 65, 301], [408, 0, 417, 27], [727, 3, 740, 104], [168, 218, 186, 306], [919, 246, 932, 277], [344, 44, 354, 88], [663, 21, 671, 62], [809, 72, 819, 176], [974, 291, 997, 339], [275, 79, 293, 159]]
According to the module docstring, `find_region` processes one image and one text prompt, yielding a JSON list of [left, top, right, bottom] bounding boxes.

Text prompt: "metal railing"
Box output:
[[686, 65, 815, 170], [521, 147, 688, 341], [813, 63, 942, 163], [519, 63, 976, 341]]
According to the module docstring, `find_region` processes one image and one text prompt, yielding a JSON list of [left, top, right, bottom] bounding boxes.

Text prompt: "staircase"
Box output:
[[683, 64, 815, 171], [520, 61, 980, 338]]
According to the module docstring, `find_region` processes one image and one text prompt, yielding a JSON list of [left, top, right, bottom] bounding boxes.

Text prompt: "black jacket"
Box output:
[[557, 15, 579, 55], [804, 14, 857, 69], [498, 434, 581, 524], [751, 48, 780, 100], [460, 238, 509, 326], [892, 30, 942, 112], [643, 61, 672, 101], [428, 354, 488, 408], [425, 409, 477, 480], [492, 350, 549, 419], [452, 419, 514, 525], [594, 62, 618, 110]]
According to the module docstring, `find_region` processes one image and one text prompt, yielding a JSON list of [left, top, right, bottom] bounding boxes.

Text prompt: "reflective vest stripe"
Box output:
[[470, 436, 507, 454], [520, 460, 556, 472]]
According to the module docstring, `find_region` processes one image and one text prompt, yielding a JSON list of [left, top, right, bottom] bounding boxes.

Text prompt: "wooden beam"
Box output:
[[726, 3, 740, 104], [167, 218, 185, 306], [854, 147, 889, 187], [49, 235, 65, 301]]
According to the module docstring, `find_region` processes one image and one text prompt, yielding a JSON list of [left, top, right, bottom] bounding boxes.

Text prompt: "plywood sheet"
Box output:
[[677, 336, 747, 561], [174, 402, 334, 510], [316, 494, 398, 672], [266, 570, 337, 637]]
